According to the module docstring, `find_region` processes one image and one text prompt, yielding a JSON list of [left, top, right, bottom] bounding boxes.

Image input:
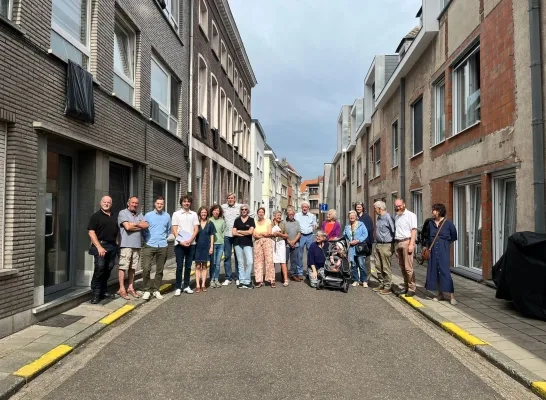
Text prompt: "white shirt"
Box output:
[[295, 212, 317, 235], [394, 209, 417, 240], [171, 209, 199, 245]]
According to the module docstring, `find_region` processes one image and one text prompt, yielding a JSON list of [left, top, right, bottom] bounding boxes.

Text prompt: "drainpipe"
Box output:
[[529, 0, 546, 233], [365, 127, 369, 208], [187, 0, 195, 195], [400, 78, 406, 200], [347, 151, 352, 210]]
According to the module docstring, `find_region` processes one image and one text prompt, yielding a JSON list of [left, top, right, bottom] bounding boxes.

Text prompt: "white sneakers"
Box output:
[[143, 291, 164, 300], [183, 287, 194, 294], [174, 289, 181, 296], [222, 280, 231, 286], [362, 282, 368, 288], [352, 282, 359, 287], [235, 280, 240, 286]]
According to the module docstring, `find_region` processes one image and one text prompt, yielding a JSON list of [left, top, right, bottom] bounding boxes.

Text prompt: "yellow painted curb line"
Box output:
[[441, 322, 489, 347], [159, 283, 172, 294], [401, 295, 424, 308], [14, 344, 73, 379], [99, 304, 135, 325], [532, 381, 546, 397]]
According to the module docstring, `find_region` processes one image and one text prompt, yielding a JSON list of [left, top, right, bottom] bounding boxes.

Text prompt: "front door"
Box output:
[[454, 182, 482, 272], [45, 151, 74, 294]]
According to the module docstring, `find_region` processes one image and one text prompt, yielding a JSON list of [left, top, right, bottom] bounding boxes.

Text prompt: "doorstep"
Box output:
[[451, 266, 497, 289]]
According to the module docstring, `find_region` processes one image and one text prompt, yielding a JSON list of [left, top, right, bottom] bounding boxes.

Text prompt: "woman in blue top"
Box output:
[[343, 210, 368, 286], [424, 203, 458, 305]]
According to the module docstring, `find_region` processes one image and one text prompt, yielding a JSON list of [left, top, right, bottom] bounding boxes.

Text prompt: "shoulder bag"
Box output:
[[422, 219, 446, 261]]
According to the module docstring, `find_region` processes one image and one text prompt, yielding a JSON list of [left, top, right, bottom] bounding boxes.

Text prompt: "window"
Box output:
[[198, 0, 208, 36], [371, 82, 376, 104], [113, 16, 135, 106], [374, 140, 381, 178], [220, 41, 227, 70], [411, 190, 423, 227], [493, 175, 516, 263], [351, 163, 355, 183], [50, 0, 90, 67], [243, 88, 248, 109], [109, 160, 132, 218], [151, 57, 179, 135], [226, 100, 233, 144], [197, 56, 208, 118], [227, 55, 233, 82], [234, 69, 239, 90], [210, 74, 218, 128], [453, 46, 481, 133], [356, 158, 362, 187], [159, 0, 179, 30], [247, 95, 251, 114], [211, 21, 220, 56], [239, 79, 243, 99], [0, 124, 6, 268], [441, 0, 450, 9], [454, 181, 482, 271], [310, 200, 319, 209], [412, 98, 423, 155], [152, 176, 177, 214], [219, 89, 226, 138], [433, 79, 446, 145], [392, 121, 399, 167], [233, 109, 239, 148], [0, 0, 12, 19]]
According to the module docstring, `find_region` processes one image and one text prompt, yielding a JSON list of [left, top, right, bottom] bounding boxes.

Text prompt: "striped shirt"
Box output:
[[221, 203, 241, 238], [375, 213, 395, 243]]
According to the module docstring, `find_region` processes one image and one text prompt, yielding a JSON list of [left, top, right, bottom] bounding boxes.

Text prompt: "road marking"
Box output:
[[401, 294, 424, 308], [532, 381, 546, 397], [441, 322, 489, 347], [159, 283, 172, 294], [14, 345, 73, 379], [99, 304, 135, 325]]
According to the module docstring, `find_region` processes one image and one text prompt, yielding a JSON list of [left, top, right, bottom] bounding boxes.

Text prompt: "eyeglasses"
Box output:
[[241, 208, 248, 211], [355, 202, 363, 206]]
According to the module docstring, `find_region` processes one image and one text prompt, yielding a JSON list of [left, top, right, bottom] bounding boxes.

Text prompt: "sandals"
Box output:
[[116, 289, 130, 300], [195, 287, 201, 293], [202, 286, 207, 292], [255, 282, 264, 288], [128, 288, 140, 298], [271, 281, 276, 288]]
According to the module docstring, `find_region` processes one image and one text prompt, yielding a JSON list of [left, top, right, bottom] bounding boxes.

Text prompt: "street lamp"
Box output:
[[232, 129, 243, 194]]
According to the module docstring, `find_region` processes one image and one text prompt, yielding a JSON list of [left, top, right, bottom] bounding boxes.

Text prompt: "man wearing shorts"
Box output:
[[117, 196, 149, 299]]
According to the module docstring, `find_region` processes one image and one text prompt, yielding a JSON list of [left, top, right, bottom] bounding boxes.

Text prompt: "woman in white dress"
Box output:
[[271, 210, 289, 287]]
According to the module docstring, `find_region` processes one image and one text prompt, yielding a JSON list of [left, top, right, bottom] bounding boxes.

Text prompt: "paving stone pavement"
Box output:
[[370, 256, 546, 380]]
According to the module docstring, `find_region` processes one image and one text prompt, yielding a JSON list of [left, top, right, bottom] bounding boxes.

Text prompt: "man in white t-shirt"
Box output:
[[171, 195, 199, 295], [394, 198, 418, 297]]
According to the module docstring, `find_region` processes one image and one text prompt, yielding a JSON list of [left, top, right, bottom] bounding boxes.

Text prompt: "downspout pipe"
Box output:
[[529, 0, 546, 233], [365, 128, 369, 208], [400, 78, 406, 200], [187, 0, 195, 195], [347, 151, 352, 210]]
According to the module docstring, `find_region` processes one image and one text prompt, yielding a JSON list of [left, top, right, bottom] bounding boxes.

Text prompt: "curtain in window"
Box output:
[[503, 180, 516, 250], [413, 99, 423, 154], [114, 27, 131, 78], [472, 185, 482, 268], [52, 0, 86, 44], [151, 60, 169, 108]]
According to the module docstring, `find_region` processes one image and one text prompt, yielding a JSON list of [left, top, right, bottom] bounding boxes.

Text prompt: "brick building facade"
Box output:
[[0, 0, 190, 336], [190, 0, 256, 208]]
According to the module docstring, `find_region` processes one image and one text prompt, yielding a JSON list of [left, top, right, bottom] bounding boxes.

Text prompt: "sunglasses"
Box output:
[[241, 208, 248, 211]]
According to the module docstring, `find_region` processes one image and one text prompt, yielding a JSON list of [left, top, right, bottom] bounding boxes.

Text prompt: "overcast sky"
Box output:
[[229, 0, 422, 180]]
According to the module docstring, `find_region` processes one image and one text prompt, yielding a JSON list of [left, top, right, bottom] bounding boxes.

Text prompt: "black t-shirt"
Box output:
[[233, 216, 256, 247], [87, 209, 119, 243]]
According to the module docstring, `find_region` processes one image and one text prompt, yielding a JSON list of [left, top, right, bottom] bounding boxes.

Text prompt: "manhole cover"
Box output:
[[37, 314, 84, 328]]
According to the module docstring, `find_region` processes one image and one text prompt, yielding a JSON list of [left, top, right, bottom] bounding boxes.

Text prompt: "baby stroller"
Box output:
[[316, 237, 352, 293]]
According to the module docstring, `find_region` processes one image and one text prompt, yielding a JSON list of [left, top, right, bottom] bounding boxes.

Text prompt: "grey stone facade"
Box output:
[[0, 0, 190, 336]]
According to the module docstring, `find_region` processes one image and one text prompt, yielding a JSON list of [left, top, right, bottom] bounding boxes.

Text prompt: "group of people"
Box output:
[[86, 191, 458, 305]]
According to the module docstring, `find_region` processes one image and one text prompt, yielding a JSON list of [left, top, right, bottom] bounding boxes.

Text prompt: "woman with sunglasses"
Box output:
[[232, 205, 256, 289]]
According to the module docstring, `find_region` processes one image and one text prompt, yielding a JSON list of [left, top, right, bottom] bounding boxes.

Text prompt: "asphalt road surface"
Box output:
[[13, 277, 539, 400]]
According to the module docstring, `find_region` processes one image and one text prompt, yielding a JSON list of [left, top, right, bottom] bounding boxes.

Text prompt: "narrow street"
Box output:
[[11, 280, 538, 400]]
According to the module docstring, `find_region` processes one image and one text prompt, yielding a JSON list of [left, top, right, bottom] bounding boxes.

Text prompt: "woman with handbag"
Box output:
[[343, 210, 369, 287], [424, 203, 458, 305]]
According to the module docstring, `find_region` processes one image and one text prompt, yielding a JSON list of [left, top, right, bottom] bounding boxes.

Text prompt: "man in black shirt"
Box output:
[[87, 196, 120, 304]]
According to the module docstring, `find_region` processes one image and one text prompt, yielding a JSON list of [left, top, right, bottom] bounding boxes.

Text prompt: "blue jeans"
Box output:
[[297, 234, 314, 275], [234, 245, 253, 285], [286, 246, 300, 276], [223, 236, 238, 281], [351, 256, 368, 283], [211, 243, 224, 280], [175, 244, 195, 289]]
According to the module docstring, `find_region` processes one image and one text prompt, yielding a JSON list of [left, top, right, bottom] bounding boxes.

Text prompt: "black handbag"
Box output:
[[355, 242, 371, 257]]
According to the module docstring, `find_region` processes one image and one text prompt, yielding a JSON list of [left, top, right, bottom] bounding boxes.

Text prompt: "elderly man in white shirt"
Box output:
[[295, 202, 317, 280], [393, 198, 418, 297]]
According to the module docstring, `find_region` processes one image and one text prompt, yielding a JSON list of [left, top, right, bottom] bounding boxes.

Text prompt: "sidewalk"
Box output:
[[0, 268, 177, 400], [371, 260, 546, 398]]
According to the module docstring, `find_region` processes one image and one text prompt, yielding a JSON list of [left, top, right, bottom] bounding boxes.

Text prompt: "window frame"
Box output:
[[392, 120, 399, 168], [151, 174, 178, 214], [356, 157, 362, 187], [433, 78, 446, 145], [113, 15, 136, 106], [151, 55, 179, 135], [197, 55, 208, 118], [220, 40, 227, 71], [453, 45, 481, 134], [234, 68, 239, 90], [211, 20, 220, 56], [411, 190, 423, 227], [411, 98, 424, 156], [492, 173, 517, 264], [50, 0, 92, 66], [210, 73, 219, 129], [1, 0, 13, 20], [198, 0, 209, 38], [219, 88, 227, 138], [373, 140, 381, 178], [227, 55, 233, 82], [226, 99, 233, 144]]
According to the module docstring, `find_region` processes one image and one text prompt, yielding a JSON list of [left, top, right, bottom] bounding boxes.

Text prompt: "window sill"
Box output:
[[111, 92, 142, 115], [199, 24, 209, 41], [149, 118, 183, 143], [0, 268, 18, 280], [449, 120, 481, 139], [0, 14, 27, 36], [392, 165, 399, 170], [410, 151, 423, 160], [430, 139, 446, 149]]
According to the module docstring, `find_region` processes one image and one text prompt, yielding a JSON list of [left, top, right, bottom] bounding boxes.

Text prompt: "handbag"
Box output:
[[355, 242, 371, 257], [422, 219, 446, 261]]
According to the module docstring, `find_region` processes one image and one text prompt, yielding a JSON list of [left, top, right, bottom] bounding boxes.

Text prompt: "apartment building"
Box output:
[[300, 177, 323, 221], [365, 0, 542, 281], [190, 0, 257, 207], [0, 0, 190, 335], [250, 119, 265, 212]]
